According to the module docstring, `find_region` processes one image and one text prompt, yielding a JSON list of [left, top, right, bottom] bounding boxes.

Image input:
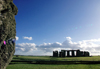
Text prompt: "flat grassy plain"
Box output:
[[6, 56, 100, 69]]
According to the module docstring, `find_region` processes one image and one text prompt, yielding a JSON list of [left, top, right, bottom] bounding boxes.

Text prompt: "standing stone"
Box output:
[[0, 0, 18, 69], [61, 50, 66, 57], [80, 51, 84, 56], [72, 50, 75, 57], [67, 51, 70, 57], [76, 50, 80, 57], [53, 51, 58, 57], [84, 51, 89, 56], [59, 52, 62, 57]]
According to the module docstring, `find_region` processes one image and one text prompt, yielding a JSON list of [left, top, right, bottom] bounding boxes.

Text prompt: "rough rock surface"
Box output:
[[0, 0, 18, 69]]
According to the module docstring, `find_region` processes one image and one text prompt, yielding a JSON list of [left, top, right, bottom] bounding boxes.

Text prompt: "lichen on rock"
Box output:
[[0, 0, 18, 69]]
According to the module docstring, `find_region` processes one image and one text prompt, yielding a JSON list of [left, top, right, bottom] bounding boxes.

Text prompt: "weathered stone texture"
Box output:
[[0, 0, 18, 69]]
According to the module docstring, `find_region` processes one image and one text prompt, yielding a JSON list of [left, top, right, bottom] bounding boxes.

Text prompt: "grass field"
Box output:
[[6, 56, 100, 69], [12, 55, 100, 61]]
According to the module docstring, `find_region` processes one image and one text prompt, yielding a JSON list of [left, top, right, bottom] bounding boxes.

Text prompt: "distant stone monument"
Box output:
[[59, 52, 62, 57], [53, 49, 90, 57], [0, 0, 18, 69], [61, 50, 66, 57], [53, 51, 58, 57]]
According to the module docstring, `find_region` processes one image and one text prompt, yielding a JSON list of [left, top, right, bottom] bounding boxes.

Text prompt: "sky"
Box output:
[[13, 0, 100, 56]]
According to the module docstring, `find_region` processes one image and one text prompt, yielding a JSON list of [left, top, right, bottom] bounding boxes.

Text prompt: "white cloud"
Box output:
[[15, 36, 19, 40], [82, 38, 100, 42], [15, 43, 37, 52], [23, 36, 32, 40], [15, 37, 100, 56], [66, 37, 71, 40]]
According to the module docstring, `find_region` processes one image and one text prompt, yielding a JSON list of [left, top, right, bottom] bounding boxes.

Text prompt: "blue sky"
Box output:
[[13, 0, 100, 56]]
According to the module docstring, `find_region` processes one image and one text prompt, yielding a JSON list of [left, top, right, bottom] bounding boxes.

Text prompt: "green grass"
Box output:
[[6, 64, 100, 69], [6, 56, 100, 69], [12, 55, 100, 61]]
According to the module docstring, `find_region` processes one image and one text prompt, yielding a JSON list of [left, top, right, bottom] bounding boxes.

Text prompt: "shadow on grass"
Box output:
[[10, 56, 100, 65], [10, 60, 100, 65]]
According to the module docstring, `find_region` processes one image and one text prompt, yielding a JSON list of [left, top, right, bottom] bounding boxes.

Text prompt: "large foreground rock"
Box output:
[[0, 0, 18, 69]]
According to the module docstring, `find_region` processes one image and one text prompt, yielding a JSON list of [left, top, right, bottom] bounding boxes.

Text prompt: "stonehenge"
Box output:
[[53, 49, 90, 57], [53, 51, 58, 57]]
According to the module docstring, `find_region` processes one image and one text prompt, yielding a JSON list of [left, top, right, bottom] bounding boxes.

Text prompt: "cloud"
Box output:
[[36, 37, 100, 54], [15, 37, 100, 55], [66, 37, 71, 40], [15, 36, 19, 40], [15, 43, 37, 52], [23, 36, 32, 40], [82, 38, 100, 42]]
